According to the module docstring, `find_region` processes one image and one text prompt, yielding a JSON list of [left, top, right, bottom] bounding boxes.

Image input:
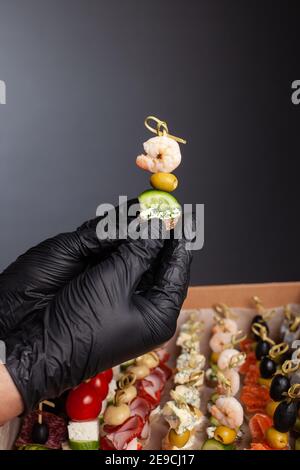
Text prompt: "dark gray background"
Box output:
[[0, 0, 299, 285]]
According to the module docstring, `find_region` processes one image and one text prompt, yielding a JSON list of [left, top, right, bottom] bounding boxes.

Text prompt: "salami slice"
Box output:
[[15, 411, 67, 450]]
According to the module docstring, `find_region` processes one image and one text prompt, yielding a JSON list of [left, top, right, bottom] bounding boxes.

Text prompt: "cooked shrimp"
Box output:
[[217, 369, 240, 396], [212, 318, 238, 335], [209, 332, 232, 353], [136, 135, 181, 173], [217, 349, 240, 370], [210, 396, 243, 429]]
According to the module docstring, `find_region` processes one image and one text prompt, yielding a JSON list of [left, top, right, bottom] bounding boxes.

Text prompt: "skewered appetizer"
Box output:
[[162, 313, 206, 450], [206, 303, 245, 388], [136, 116, 186, 229], [202, 304, 246, 450], [65, 369, 113, 450]]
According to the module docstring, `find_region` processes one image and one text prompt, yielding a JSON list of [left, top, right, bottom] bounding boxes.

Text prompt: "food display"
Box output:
[[13, 296, 300, 451], [136, 116, 186, 229]]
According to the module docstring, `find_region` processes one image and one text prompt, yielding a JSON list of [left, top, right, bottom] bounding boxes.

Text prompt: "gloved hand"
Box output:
[[0, 202, 192, 414]]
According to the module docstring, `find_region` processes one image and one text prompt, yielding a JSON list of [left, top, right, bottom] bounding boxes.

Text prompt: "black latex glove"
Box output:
[[0, 204, 192, 413]]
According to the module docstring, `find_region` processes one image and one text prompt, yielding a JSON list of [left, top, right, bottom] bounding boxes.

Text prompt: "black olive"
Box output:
[[270, 374, 290, 401], [259, 356, 277, 378], [252, 314, 264, 324], [273, 400, 298, 433], [255, 340, 271, 360], [31, 422, 49, 444], [251, 316, 269, 340]]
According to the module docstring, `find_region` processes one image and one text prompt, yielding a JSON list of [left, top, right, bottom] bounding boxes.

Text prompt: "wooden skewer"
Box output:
[[37, 400, 55, 424]]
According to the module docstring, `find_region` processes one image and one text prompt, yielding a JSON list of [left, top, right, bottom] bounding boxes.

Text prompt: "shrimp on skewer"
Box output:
[[217, 369, 240, 397], [209, 332, 232, 353], [136, 135, 181, 173], [212, 318, 238, 335], [217, 349, 245, 371], [210, 396, 244, 429]]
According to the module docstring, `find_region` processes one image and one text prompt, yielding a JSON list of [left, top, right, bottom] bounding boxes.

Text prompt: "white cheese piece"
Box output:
[[174, 369, 204, 385], [162, 401, 201, 435], [176, 352, 205, 371], [206, 426, 216, 439], [68, 420, 99, 442], [174, 385, 201, 409]]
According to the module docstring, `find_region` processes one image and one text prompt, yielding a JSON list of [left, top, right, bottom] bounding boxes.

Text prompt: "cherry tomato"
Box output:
[[66, 382, 102, 421], [89, 373, 109, 400], [103, 369, 113, 383]]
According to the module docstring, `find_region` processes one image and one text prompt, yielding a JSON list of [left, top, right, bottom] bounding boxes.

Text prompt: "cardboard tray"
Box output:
[[1, 281, 300, 450], [146, 282, 300, 450]]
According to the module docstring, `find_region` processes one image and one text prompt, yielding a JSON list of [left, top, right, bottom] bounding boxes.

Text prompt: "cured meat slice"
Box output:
[[239, 351, 256, 375], [126, 438, 142, 450], [155, 348, 170, 364], [100, 436, 115, 450], [241, 384, 270, 414], [244, 363, 260, 385], [249, 413, 273, 442], [103, 416, 144, 450], [101, 435, 143, 451], [150, 367, 166, 388], [144, 372, 163, 392], [129, 397, 151, 421], [155, 363, 172, 381], [240, 338, 255, 354], [137, 379, 161, 407]]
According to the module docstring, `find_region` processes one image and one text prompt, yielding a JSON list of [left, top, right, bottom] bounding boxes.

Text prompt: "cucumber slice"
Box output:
[[210, 393, 220, 404], [69, 439, 99, 450], [99, 415, 104, 425], [209, 416, 220, 426], [201, 438, 225, 451], [223, 443, 236, 450], [17, 444, 49, 450], [138, 189, 181, 221]]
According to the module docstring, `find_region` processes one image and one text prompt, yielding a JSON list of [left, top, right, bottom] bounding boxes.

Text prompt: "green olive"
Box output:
[[214, 426, 237, 445], [210, 352, 219, 364], [265, 427, 288, 449], [168, 429, 190, 448], [150, 173, 178, 192]]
